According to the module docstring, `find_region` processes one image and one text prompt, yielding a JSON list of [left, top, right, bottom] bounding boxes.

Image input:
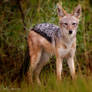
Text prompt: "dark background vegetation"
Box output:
[[0, 0, 92, 85]]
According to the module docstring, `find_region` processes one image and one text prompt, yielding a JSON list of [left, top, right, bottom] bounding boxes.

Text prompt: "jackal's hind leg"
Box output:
[[27, 50, 42, 84], [34, 52, 49, 85]]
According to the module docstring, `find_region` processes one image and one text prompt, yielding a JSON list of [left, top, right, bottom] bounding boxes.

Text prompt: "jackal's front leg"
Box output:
[[56, 56, 63, 80], [67, 57, 75, 79]]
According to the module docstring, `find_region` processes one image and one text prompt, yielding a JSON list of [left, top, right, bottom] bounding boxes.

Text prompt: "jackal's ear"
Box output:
[[57, 3, 67, 18], [73, 4, 81, 18]]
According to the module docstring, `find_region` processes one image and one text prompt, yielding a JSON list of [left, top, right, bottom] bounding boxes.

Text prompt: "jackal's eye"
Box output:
[[72, 23, 77, 26], [64, 23, 68, 25]]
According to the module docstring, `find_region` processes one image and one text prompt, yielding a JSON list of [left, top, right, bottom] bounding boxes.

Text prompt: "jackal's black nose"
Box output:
[[69, 30, 72, 34]]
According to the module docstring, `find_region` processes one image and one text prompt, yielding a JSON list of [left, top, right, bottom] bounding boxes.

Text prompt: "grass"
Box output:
[[0, 73, 92, 92]]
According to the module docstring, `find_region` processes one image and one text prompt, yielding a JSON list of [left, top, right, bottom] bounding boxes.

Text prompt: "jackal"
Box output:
[[27, 3, 81, 84]]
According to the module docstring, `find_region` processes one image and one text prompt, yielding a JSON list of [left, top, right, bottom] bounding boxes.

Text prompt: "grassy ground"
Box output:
[[0, 73, 92, 92]]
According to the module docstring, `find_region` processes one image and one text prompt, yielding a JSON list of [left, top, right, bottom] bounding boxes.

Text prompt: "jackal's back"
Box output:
[[31, 23, 61, 43]]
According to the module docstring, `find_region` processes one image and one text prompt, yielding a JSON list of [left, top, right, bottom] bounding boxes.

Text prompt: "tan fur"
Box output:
[[28, 31, 55, 54], [27, 3, 81, 84]]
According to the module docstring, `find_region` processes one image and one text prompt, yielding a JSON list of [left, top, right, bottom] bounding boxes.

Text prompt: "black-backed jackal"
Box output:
[[27, 3, 81, 84]]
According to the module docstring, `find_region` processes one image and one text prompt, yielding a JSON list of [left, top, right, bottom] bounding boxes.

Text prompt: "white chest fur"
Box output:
[[57, 39, 76, 58], [57, 47, 71, 58]]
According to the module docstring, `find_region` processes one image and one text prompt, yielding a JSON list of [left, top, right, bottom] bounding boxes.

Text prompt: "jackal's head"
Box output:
[[57, 3, 81, 40]]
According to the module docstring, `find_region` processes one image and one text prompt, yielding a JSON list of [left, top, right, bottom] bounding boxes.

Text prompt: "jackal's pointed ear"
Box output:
[[57, 3, 67, 18], [73, 4, 81, 18]]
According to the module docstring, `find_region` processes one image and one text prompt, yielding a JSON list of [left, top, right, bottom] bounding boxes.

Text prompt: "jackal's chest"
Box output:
[[58, 48, 70, 57], [57, 45, 73, 58]]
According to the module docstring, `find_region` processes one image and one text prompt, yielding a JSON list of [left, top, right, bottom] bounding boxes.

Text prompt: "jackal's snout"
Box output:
[[69, 30, 72, 34]]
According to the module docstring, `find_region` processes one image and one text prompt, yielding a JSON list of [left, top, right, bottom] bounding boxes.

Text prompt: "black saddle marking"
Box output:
[[31, 28, 52, 43]]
